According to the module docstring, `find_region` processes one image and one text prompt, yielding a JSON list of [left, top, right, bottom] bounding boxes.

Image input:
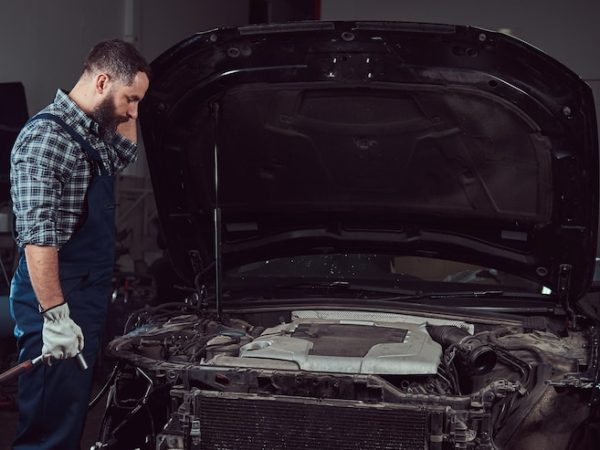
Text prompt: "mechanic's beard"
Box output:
[[91, 95, 121, 141]]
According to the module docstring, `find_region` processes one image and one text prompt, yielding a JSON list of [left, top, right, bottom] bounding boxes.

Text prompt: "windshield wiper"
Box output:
[[226, 279, 550, 304], [272, 280, 420, 296], [276, 284, 511, 299], [425, 290, 505, 299], [381, 289, 556, 306]]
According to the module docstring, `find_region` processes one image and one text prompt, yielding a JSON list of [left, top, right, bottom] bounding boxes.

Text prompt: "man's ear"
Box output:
[[95, 73, 111, 94]]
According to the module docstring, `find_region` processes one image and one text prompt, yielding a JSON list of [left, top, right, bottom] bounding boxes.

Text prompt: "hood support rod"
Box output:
[[212, 103, 223, 320]]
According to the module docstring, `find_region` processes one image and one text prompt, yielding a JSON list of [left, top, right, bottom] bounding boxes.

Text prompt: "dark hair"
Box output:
[[83, 39, 151, 84]]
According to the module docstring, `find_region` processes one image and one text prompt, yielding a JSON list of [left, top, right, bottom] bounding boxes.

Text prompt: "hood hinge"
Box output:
[[558, 264, 576, 327]]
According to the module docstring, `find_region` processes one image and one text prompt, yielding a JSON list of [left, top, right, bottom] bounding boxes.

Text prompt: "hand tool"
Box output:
[[0, 353, 87, 384]]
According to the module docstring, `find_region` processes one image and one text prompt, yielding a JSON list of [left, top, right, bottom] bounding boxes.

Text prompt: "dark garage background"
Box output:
[[0, 0, 599, 448]]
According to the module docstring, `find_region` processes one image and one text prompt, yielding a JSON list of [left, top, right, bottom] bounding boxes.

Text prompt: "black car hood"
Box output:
[[140, 21, 598, 301]]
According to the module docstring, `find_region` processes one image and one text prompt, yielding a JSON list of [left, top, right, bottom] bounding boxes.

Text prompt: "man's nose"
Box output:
[[128, 104, 139, 119]]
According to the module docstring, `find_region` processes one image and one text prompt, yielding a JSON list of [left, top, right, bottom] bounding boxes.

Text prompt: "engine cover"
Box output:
[[236, 317, 443, 375]]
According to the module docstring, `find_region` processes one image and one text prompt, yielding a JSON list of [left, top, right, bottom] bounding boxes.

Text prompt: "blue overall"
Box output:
[[9, 113, 116, 449]]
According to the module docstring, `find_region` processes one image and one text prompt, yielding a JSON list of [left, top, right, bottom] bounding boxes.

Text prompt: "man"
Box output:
[[9, 39, 150, 449]]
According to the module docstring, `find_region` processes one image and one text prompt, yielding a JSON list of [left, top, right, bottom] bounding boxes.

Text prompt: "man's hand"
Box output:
[[24, 245, 84, 362], [116, 118, 137, 143], [41, 303, 84, 362]]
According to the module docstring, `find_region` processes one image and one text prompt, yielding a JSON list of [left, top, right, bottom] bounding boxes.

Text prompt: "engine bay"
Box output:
[[99, 303, 599, 450]]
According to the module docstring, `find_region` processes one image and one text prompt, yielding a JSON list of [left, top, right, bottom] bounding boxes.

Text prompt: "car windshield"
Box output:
[[224, 253, 548, 295]]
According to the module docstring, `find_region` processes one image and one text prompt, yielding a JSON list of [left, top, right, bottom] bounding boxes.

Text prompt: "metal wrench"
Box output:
[[0, 353, 88, 384]]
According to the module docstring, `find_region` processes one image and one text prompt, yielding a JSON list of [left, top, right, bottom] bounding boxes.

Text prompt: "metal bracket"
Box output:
[[188, 250, 203, 276], [211, 102, 223, 320], [558, 264, 575, 326], [588, 327, 600, 408]]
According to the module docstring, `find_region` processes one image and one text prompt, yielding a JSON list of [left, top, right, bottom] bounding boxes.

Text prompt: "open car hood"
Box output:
[[140, 21, 598, 301]]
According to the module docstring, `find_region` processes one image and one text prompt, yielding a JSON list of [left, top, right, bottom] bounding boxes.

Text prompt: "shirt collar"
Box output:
[[54, 89, 102, 136]]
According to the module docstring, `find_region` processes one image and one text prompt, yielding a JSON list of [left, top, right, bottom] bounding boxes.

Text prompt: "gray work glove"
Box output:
[[41, 303, 84, 363]]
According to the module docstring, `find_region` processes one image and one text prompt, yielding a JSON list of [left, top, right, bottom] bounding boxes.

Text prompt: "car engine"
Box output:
[[96, 303, 598, 450], [211, 312, 447, 376]]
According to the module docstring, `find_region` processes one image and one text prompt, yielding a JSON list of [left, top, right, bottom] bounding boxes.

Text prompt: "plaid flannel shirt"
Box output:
[[10, 90, 138, 248]]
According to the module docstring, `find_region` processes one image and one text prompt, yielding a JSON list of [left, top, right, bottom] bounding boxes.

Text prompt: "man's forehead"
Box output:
[[119, 72, 149, 96]]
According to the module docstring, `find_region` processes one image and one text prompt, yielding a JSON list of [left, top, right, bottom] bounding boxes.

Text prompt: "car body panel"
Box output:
[[140, 21, 598, 301]]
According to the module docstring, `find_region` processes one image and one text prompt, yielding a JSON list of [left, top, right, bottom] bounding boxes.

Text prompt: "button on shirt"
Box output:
[[10, 90, 137, 248]]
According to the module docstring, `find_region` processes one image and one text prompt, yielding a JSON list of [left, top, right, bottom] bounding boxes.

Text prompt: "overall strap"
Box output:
[[29, 112, 108, 176]]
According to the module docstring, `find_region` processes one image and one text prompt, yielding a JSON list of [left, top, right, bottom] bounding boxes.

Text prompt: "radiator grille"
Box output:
[[196, 391, 429, 450]]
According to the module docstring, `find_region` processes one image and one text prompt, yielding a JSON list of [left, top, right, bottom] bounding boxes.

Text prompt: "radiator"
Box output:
[[194, 391, 430, 450]]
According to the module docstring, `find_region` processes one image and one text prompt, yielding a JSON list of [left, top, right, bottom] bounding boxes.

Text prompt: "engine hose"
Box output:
[[427, 325, 471, 348], [89, 362, 121, 409], [427, 325, 497, 375]]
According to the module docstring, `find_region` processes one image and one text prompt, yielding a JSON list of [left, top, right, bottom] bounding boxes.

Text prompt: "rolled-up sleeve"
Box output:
[[10, 122, 80, 247], [111, 133, 138, 173]]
